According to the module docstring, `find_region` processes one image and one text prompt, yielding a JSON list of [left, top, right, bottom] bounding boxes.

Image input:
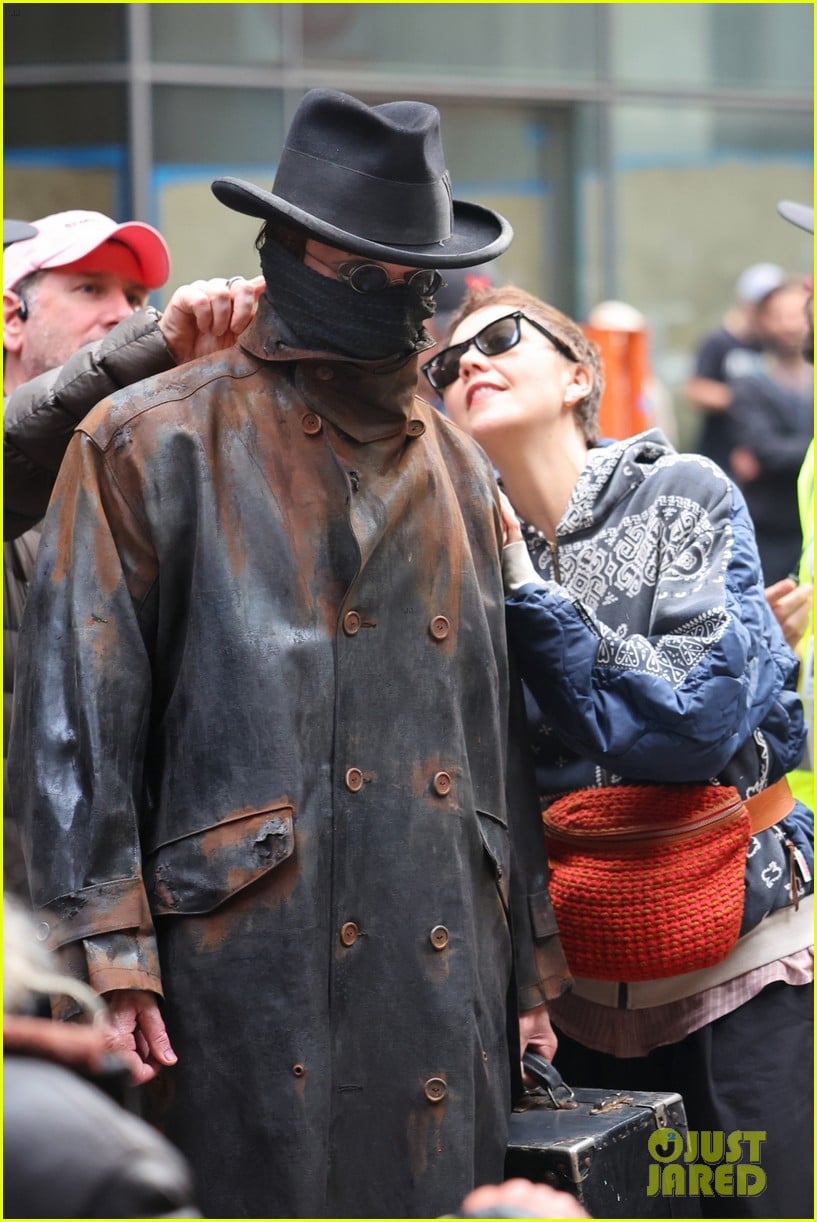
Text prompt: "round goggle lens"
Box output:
[[408, 269, 443, 297], [347, 263, 390, 293], [341, 263, 443, 296]]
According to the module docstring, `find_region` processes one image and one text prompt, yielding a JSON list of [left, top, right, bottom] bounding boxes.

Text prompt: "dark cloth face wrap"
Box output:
[[259, 238, 436, 360]]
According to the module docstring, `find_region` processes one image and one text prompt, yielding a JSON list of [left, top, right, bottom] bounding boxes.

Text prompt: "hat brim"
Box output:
[[84, 221, 170, 289], [211, 176, 512, 268], [777, 200, 813, 235]]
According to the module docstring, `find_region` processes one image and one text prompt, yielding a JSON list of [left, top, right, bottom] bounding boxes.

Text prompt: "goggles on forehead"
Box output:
[[421, 310, 578, 391]]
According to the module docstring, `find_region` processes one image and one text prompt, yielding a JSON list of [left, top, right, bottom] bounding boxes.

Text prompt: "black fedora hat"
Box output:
[[211, 89, 512, 269]]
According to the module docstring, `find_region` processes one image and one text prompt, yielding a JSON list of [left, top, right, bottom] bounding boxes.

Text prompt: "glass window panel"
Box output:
[[153, 86, 284, 166], [5, 85, 127, 225], [302, 5, 601, 85], [5, 84, 126, 147], [3, 3, 125, 65], [611, 3, 812, 93], [433, 102, 574, 308], [150, 4, 283, 65], [610, 102, 812, 450], [152, 87, 284, 294]]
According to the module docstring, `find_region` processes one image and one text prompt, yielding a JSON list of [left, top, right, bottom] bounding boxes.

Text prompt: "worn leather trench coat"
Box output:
[[10, 298, 568, 1219]]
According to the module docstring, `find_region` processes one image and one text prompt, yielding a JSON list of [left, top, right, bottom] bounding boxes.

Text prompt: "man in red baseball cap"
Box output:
[[3, 209, 170, 392], [2, 209, 263, 899]]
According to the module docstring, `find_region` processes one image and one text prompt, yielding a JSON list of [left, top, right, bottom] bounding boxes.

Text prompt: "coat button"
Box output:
[[406, 419, 426, 437], [429, 615, 450, 640], [345, 767, 364, 792], [429, 925, 449, 950], [424, 1077, 447, 1102], [343, 610, 361, 636], [315, 366, 334, 381], [340, 921, 359, 946], [432, 771, 452, 796], [301, 412, 323, 435]]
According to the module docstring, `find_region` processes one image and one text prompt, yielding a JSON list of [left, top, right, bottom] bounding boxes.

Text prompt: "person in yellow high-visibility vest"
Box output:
[[776, 200, 814, 806], [789, 437, 814, 804]]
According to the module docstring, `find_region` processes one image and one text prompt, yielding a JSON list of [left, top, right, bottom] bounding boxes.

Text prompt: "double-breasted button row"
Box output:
[[339, 921, 448, 950], [341, 610, 447, 639], [344, 766, 452, 797]]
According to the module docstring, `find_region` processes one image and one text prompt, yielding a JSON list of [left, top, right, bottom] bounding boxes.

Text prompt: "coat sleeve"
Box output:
[[504, 650, 571, 1011], [3, 308, 174, 540], [7, 427, 162, 996], [504, 477, 805, 782]]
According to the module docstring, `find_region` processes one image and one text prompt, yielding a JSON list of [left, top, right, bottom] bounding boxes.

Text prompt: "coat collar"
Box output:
[[239, 294, 430, 443]]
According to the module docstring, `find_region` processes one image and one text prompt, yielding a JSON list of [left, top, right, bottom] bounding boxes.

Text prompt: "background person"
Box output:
[[425, 283, 812, 1219], [726, 278, 813, 584], [3, 210, 264, 899], [4, 895, 200, 1219], [775, 197, 814, 812], [685, 261, 785, 472], [10, 90, 567, 1219]]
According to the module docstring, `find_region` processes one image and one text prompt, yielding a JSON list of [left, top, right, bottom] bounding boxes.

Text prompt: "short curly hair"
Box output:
[[445, 284, 604, 445]]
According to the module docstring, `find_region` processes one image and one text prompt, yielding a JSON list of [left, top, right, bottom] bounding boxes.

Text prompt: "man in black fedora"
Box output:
[[10, 89, 569, 1218]]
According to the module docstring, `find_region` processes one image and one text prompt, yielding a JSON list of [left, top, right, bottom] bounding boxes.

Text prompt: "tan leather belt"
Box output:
[[745, 776, 796, 834]]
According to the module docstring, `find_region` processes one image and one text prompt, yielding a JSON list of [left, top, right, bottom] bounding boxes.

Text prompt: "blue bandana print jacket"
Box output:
[[506, 430, 812, 930]]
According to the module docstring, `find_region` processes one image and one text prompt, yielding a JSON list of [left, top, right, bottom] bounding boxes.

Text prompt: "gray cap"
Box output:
[[3, 218, 37, 247], [735, 262, 786, 305], [777, 199, 813, 235]]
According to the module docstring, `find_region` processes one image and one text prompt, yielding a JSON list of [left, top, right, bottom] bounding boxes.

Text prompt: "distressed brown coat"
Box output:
[[10, 300, 568, 1218]]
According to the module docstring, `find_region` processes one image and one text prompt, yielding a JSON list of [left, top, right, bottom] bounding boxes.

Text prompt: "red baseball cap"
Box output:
[[3, 209, 170, 293]]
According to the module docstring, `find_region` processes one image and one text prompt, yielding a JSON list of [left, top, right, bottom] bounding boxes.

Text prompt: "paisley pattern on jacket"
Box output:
[[509, 430, 812, 932]]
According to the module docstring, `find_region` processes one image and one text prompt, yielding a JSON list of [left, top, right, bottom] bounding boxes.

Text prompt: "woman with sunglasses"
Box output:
[[424, 285, 813, 1220]]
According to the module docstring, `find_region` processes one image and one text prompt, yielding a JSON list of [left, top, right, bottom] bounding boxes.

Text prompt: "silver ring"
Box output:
[[226, 276, 243, 287]]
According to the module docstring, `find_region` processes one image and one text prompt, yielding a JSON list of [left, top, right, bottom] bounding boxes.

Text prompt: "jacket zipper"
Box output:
[[546, 537, 561, 584], [543, 796, 745, 846]]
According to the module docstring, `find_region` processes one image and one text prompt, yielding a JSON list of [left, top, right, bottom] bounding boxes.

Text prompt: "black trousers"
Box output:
[[553, 982, 813, 1219]]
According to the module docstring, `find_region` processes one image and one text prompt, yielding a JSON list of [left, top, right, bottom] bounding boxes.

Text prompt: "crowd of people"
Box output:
[[3, 88, 813, 1221]]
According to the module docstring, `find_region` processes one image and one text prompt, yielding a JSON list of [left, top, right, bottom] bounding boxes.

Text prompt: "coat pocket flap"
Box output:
[[476, 809, 510, 912], [145, 801, 294, 915]]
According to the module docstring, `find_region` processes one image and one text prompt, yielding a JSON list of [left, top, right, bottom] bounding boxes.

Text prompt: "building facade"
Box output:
[[4, 3, 812, 444]]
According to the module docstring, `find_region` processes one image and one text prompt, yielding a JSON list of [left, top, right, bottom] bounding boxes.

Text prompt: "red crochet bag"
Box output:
[[543, 784, 751, 982]]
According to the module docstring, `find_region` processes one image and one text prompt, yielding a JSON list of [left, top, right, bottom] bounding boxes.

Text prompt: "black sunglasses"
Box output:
[[421, 311, 578, 391]]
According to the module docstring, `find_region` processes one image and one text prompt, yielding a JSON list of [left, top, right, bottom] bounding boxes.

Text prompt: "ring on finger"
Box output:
[[226, 276, 243, 287]]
